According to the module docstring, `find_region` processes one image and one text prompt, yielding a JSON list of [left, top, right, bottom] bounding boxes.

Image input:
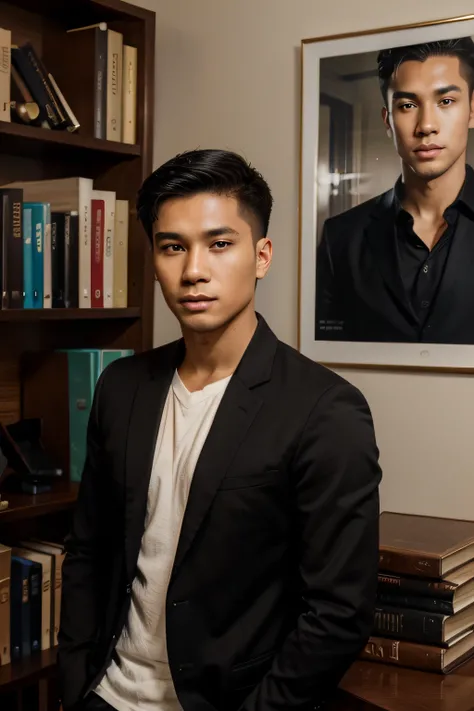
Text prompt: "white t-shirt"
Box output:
[[95, 370, 231, 711]]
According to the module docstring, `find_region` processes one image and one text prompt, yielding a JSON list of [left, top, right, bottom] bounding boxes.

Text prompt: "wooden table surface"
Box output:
[[332, 657, 474, 711]]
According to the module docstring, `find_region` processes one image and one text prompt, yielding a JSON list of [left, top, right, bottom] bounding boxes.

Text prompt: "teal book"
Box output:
[[66, 350, 97, 483], [61, 349, 134, 481], [24, 202, 47, 309], [22, 206, 34, 308]]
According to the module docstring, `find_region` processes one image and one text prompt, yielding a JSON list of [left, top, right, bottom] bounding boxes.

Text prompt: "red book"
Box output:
[[91, 198, 104, 308]]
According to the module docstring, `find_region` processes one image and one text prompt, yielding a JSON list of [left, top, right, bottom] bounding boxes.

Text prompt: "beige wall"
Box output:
[[131, 0, 474, 519]]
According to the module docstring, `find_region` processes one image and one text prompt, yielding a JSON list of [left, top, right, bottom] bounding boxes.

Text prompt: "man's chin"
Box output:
[[408, 158, 460, 182], [178, 312, 223, 334]]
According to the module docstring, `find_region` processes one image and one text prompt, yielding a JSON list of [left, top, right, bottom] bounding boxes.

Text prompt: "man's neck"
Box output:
[[400, 158, 466, 222], [178, 306, 258, 392]]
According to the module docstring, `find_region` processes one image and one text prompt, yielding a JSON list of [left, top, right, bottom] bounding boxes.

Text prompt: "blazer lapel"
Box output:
[[170, 315, 277, 581], [124, 340, 183, 582], [365, 191, 418, 327]]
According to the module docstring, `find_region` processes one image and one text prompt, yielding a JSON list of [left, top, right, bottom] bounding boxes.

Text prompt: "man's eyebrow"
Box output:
[[392, 85, 462, 101], [154, 226, 239, 243]]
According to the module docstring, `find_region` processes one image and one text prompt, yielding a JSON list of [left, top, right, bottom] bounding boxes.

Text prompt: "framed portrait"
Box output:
[[299, 15, 474, 369]]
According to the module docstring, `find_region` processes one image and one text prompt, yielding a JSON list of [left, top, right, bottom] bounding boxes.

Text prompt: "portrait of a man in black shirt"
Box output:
[[316, 37, 474, 344]]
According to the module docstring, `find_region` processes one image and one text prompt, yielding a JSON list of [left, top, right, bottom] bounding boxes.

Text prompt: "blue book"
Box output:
[[11, 557, 32, 659]]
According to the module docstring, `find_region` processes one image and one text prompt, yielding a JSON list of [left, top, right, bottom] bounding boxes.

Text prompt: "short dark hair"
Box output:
[[377, 37, 474, 105], [137, 148, 273, 244]]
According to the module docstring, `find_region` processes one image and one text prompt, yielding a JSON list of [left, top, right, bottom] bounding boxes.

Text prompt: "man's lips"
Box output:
[[179, 296, 217, 311], [414, 144, 444, 159]]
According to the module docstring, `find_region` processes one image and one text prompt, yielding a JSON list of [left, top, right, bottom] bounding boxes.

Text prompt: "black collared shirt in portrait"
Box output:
[[393, 169, 474, 334]]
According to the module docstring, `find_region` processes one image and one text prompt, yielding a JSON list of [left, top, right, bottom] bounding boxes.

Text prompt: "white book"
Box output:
[[114, 200, 128, 307], [122, 44, 137, 144]]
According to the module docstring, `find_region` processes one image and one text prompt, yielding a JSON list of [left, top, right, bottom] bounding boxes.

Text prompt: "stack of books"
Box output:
[[0, 22, 137, 144], [0, 179, 129, 310], [0, 539, 65, 666], [361, 512, 474, 674]]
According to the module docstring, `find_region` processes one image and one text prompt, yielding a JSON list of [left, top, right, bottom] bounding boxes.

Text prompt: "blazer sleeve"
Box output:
[[57, 368, 108, 710], [238, 381, 382, 711]]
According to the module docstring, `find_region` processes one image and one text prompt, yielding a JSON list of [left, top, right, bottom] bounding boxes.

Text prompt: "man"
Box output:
[[58, 149, 381, 711], [316, 38, 474, 344]]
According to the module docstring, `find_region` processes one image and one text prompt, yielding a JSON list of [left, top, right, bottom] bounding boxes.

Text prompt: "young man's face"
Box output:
[[383, 55, 474, 180], [152, 193, 272, 334]]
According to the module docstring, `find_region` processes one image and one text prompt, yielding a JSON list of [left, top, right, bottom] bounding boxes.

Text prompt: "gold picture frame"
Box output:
[[298, 15, 474, 371]]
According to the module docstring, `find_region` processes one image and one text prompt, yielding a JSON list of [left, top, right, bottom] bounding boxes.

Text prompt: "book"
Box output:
[[57, 23, 108, 139], [19, 540, 64, 646], [23, 202, 48, 309], [51, 212, 66, 308], [113, 200, 128, 307], [91, 198, 105, 307], [12, 546, 52, 651], [361, 629, 474, 674], [122, 44, 137, 144], [373, 600, 474, 645], [10, 556, 32, 659], [378, 560, 474, 615], [0, 544, 11, 666], [0, 188, 23, 309], [379, 512, 474, 578], [11, 45, 61, 129], [64, 211, 79, 308], [22, 205, 34, 308], [106, 29, 123, 142], [0, 28, 11, 123], [91, 189, 115, 308], [3, 178, 93, 308]]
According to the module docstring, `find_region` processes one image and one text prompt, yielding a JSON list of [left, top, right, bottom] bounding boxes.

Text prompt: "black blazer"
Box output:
[[58, 315, 381, 711], [316, 186, 474, 343]]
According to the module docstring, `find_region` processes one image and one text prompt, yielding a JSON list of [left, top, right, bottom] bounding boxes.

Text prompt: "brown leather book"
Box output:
[[360, 630, 474, 674], [379, 512, 474, 578]]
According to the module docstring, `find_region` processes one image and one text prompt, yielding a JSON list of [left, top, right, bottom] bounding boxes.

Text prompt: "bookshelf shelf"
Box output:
[[0, 0, 155, 705], [0, 120, 141, 159], [0, 647, 58, 691], [0, 307, 141, 322], [0, 484, 79, 525]]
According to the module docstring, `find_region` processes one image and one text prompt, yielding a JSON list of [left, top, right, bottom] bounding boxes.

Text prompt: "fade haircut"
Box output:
[[137, 148, 273, 245], [377, 37, 474, 106]]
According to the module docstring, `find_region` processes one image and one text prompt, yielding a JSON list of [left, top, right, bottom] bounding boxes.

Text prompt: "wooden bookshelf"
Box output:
[[0, 119, 142, 159], [0, 648, 58, 693], [0, 484, 79, 524], [0, 307, 141, 322], [0, 0, 156, 708]]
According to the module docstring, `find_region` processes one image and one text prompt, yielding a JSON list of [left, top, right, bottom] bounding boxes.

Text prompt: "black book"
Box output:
[[64, 211, 79, 308], [51, 212, 66, 307], [0, 188, 24, 309]]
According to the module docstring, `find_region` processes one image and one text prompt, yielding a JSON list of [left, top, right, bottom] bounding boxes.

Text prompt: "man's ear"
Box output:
[[255, 237, 272, 280], [382, 106, 393, 138]]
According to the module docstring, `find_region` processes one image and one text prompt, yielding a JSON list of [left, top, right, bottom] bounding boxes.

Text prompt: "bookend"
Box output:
[[0, 418, 63, 494]]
